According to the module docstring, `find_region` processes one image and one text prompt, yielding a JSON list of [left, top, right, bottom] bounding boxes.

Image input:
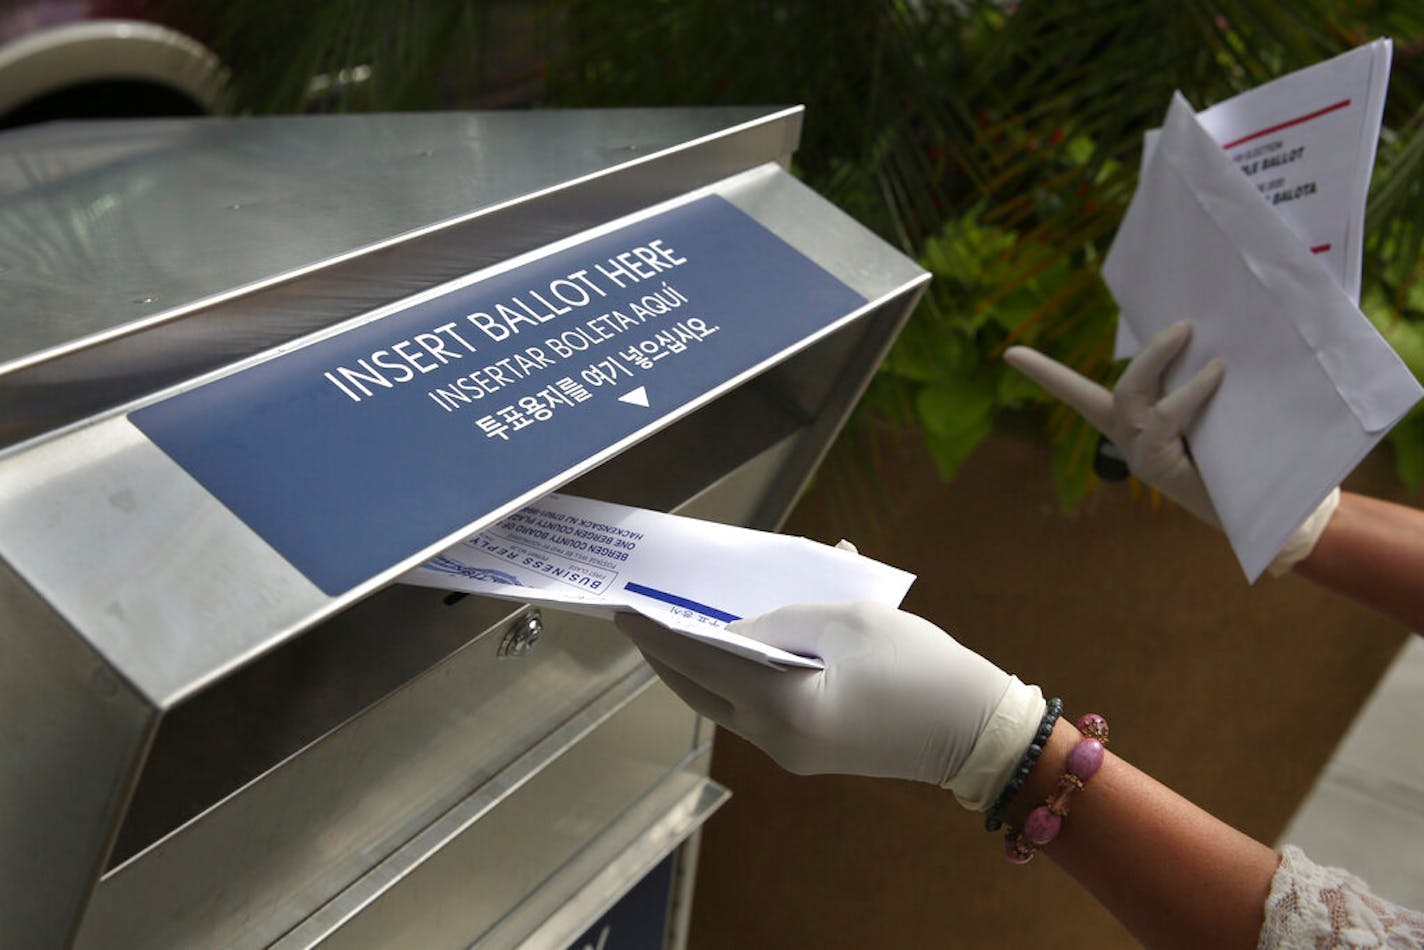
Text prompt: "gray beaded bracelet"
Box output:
[[984, 697, 1063, 833]]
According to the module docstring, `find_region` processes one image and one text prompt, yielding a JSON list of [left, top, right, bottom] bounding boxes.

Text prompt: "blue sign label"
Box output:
[[130, 195, 867, 594]]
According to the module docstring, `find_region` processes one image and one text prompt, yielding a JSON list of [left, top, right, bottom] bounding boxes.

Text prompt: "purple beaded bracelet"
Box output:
[[1004, 712, 1110, 864]]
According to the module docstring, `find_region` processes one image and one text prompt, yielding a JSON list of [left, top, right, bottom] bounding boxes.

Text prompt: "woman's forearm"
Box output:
[[1294, 491, 1424, 633], [1006, 718, 1279, 950]]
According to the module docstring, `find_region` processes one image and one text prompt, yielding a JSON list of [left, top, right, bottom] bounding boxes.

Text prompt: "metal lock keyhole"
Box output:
[[498, 609, 543, 658]]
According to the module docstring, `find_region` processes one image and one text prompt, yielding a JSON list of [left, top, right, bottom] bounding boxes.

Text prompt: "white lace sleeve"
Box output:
[[1259, 845, 1424, 948]]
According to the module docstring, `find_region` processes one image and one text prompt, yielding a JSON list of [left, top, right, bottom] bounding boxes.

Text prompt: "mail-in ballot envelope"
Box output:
[[1102, 91, 1422, 581], [401, 493, 916, 669]]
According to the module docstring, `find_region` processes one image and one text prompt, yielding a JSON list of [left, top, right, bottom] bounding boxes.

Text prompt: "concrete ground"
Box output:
[[1278, 635, 1424, 910]]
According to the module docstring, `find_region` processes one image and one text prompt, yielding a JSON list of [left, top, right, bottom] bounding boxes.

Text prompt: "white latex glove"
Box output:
[[1004, 322, 1339, 573], [1004, 321, 1224, 524], [616, 602, 1046, 811]]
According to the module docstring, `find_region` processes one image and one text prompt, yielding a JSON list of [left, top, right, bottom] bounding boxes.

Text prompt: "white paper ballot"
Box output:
[[1116, 39, 1392, 356], [1101, 91, 1423, 581], [400, 493, 917, 669]]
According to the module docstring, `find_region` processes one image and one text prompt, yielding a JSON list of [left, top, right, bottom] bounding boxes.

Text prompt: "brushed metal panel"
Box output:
[[0, 108, 803, 446], [77, 610, 646, 949], [107, 584, 526, 867], [497, 778, 729, 950], [721, 164, 927, 303], [1, 108, 798, 367], [298, 680, 702, 949], [0, 415, 326, 709], [0, 560, 155, 949]]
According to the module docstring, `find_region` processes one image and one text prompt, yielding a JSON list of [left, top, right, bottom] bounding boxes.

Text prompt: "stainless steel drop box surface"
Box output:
[[0, 106, 927, 948]]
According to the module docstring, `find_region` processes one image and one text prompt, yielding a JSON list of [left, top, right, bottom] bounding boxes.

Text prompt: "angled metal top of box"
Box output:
[[0, 106, 803, 447], [0, 108, 927, 708]]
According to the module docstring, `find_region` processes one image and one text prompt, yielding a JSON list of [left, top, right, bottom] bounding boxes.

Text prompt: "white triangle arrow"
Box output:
[[618, 386, 650, 408]]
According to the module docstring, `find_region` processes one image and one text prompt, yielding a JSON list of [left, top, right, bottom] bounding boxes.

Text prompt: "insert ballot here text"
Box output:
[[321, 238, 720, 440]]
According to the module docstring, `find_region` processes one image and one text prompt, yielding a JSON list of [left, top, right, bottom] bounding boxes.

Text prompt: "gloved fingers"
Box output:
[[639, 651, 735, 726], [615, 612, 785, 706], [726, 603, 832, 659], [1114, 321, 1192, 405], [1003, 345, 1116, 434], [728, 601, 915, 660], [1149, 357, 1225, 434]]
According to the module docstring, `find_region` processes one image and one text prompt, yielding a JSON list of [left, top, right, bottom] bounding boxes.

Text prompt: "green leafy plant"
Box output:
[[955, 2, 1424, 500], [544, 0, 1424, 503]]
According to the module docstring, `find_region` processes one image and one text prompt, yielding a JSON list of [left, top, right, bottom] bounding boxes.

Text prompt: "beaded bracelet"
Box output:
[[984, 697, 1063, 833], [1003, 712, 1110, 863]]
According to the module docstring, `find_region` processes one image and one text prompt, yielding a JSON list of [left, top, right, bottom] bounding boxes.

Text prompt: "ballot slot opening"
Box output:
[[100, 311, 883, 872]]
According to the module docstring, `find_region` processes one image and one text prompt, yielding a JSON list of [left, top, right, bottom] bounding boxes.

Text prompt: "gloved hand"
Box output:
[[1004, 321, 1338, 574], [616, 602, 1046, 810], [1004, 321, 1224, 524]]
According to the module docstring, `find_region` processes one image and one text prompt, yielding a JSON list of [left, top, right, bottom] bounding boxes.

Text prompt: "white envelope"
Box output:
[[1101, 92, 1422, 581], [1115, 39, 1391, 356], [401, 492, 917, 669]]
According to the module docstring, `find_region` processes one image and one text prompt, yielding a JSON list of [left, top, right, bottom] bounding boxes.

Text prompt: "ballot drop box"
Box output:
[[0, 107, 927, 948]]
